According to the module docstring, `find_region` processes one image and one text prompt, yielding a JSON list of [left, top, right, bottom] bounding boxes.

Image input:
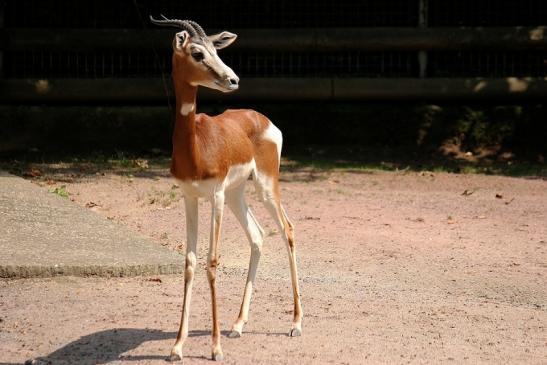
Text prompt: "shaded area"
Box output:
[[0, 327, 289, 365], [2, 328, 177, 365], [1, 102, 545, 178]]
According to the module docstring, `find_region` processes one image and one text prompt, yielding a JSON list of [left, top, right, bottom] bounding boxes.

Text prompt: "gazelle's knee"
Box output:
[[250, 239, 262, 256], [281, 208, 295, 249], [286, 221, 295, 248], [287, 232, 295, 250], [207, 258, 218, 282], [249, 226, 263, 251], [247, 212, 264, 252], [185, 252, 197, 280]]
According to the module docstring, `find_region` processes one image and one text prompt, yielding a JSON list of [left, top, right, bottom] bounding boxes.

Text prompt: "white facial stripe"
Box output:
[[180, 102, 195, 116], [189, 43, 233, 76], [185, 39, 239, 91], [190, 44, 207, 54]]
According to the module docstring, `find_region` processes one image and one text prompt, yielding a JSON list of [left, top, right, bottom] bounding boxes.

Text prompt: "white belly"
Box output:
[[178, 159, 256, 198]]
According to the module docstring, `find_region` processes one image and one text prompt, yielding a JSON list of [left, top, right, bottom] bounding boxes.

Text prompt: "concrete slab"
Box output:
[[0, 170, 183, 278]]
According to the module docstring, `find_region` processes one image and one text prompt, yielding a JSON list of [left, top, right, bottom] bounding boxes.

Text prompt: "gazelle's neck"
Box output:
[[171, 75, 200, 180], [173, 78, 197, 127]]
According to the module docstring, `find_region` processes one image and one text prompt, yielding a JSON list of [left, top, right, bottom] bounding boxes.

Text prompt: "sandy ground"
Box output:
[[1, 164, 546, 364]]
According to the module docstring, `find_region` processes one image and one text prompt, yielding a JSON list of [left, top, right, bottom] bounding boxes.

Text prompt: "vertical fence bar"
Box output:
[[418, 0, 428, 78], [0, 0, 5, 78]]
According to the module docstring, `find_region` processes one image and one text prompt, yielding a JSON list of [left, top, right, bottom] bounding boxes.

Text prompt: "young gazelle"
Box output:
[[150, 16, 303, 361]]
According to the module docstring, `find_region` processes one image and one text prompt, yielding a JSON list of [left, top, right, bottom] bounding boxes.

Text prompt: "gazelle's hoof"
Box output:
[[227, 330, 241, 338], [288, 327, 302, 337], [212, 349, 224, 361], [168, 346, 183, 362], [167, 353, 182, 362]]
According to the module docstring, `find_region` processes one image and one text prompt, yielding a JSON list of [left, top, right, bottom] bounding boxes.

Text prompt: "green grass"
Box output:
[[282, 146, 547, 177], [50, 185, 69, 198], [1, 146, 546, 180]]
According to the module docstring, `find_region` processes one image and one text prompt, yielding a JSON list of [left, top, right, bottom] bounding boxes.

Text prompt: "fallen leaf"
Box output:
[[85, 201, 99, 208], [495, 193, 503, 199], [148, 277, 162, 283], [461, 189, 474, 196], [133, 159, 149, 169], [23, 168, 42, 178]]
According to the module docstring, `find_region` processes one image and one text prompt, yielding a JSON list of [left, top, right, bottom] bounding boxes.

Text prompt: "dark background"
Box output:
[[1, 0, 546, 167]]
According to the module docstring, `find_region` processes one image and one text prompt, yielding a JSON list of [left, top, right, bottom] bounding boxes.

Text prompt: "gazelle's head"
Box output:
[[150, 15, 239, 92]]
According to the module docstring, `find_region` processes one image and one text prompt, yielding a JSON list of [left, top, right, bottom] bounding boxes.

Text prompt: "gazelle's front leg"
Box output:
[[225, 184, 265, 338], [208, 189, 225, 361], [170, 196, 198, 361]]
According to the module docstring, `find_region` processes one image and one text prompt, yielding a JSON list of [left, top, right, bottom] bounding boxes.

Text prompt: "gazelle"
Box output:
[[150, 15, 303, 361]]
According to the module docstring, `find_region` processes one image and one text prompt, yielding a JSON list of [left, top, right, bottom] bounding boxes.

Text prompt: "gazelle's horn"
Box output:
[[186, 20, 207, 38], [149, 15, 199, 37]]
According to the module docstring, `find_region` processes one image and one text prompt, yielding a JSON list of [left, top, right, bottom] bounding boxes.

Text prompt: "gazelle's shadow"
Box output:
[[8, 328, 211, 365], [0, 328, 289, 365]]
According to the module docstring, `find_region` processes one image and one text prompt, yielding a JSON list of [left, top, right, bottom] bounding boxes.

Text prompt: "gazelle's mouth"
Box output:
[[214, 80, 239, 92]]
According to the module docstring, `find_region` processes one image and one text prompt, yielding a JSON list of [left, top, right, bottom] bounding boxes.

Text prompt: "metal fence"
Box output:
[[1, 0, 546, 102], [4, 50, 421, 79], [428, 51, 547, 78], [6, 0, 545, 28], [4, 0, 420, 28], [428, 0, 547, 26]]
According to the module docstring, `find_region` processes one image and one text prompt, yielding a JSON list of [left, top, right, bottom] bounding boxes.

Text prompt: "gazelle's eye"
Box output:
[[191, 52, 204, 62]]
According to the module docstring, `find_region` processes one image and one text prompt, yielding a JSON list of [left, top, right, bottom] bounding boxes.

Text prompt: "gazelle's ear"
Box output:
[[208, 31, 237, 50], [173, 31, 190, 51]]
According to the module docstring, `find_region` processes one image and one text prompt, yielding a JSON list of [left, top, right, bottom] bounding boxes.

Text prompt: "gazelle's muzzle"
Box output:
[[211, 56, 239, 92], [215, 75, 239, 91]]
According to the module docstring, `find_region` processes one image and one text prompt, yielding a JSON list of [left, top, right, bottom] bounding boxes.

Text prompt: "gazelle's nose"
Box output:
[[228, 77, 239, 86]]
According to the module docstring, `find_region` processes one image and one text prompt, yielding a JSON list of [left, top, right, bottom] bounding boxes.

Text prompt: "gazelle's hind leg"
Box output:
[[225, 183, 265, 338], [258, 173, 303, 336]]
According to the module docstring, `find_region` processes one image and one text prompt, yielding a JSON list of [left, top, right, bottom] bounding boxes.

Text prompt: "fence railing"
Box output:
[[3, 77, 547, 104], [5, 27, 547, 51], [2, 26, 546, 103]]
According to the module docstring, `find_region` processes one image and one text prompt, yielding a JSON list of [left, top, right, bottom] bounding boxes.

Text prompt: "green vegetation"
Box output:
[[283, 146, 547, 177], [1, 103, 545, 178], [50, 185, 69, 198]]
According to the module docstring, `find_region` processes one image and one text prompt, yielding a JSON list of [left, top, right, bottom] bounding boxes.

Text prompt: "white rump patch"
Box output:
[[262, 122, 283, 163]]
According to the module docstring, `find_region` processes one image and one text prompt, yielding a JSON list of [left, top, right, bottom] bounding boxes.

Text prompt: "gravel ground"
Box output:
[[1, 165, 546, 364]]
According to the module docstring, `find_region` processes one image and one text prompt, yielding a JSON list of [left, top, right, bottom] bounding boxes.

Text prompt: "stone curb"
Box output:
[[0, 263, 183, 279], [0, 170, 184, 279]]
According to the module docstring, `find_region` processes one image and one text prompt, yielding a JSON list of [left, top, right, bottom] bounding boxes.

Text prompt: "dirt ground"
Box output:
[[1, 163, 546, 364]]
